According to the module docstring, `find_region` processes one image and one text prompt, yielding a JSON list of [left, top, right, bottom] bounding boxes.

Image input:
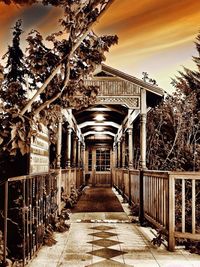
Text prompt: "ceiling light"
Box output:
[[95, 114, 104, 121], [95, 126, 104, 132]]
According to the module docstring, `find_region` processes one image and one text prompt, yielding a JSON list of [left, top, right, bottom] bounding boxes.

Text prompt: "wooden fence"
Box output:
[[113, 168, 200, 251], [0, 171, 58, 266], [60, 168, 83, 196], [0, 167, 84, 266]]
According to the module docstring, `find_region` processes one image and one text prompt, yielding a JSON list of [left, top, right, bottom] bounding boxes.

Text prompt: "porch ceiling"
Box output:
[[72, 64, 164, 143], [72, 104, 128, 142]]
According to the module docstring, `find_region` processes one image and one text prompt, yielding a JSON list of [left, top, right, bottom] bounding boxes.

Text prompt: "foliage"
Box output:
[[43, 225, 57, 247], [0, 21, 35, 178], [53, 209, 70, 233], [62, 186, 82, 208], [0, 0, 117, 179], [151, 228, 165, 247], [146, 32, 200, 171]]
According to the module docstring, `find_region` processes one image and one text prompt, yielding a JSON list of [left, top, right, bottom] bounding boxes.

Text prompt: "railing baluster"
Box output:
[[182, 179, 185, 233], [168, 174, 175, 251], [22, 179, 26, 266], [163, 179, 166, 227], [30, 178, 33, 258], [192, 179, 196, 234]]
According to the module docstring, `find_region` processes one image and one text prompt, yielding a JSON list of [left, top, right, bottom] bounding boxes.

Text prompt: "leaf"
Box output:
[[10, 148, 17, 156], [18, 139, 27, 155], [0, 137, 3, 145], [11, 125, 17, 140], [18, 129, 25, 141], [11, 141, 18, 149]]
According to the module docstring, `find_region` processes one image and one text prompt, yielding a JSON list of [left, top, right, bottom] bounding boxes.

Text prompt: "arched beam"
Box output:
[[79, 121, 120, 129], [83, 131, 115, 137]]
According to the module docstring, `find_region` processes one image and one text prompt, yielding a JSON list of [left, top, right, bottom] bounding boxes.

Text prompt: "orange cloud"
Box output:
[[0, 0, 199, 93]]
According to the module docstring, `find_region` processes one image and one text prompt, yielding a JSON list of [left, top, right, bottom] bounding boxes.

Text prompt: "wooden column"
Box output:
[[128, 127, 133, 168], [72, 136, 77, 167], [140, 88, 147, 170], [118, 141, 121, 168], [56, 116, 62, 168], [81, 143, 84, 168], [56, 115, 62, 215], [122, 135, 126, 168], [77, 140, 81, 167], [82, 143, 86, 185], [67, 127, 72, 168], [113, 143, 117, 168]]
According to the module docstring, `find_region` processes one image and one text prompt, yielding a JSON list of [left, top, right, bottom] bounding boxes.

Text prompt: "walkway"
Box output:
[[28, 189, 200, 267]]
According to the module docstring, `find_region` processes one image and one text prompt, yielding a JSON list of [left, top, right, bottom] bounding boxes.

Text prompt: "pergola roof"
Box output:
[[73, 64, 164, 144]]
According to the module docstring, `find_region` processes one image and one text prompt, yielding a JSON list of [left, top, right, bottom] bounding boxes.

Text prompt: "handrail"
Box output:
[[113, 168, 200, 251], [7, 170, 57, 182]]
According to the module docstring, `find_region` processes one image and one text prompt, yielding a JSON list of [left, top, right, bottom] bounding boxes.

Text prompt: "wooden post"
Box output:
[[72, 136, 77, 167], [82, 143, 86, 185], [128, 170, 132, 205], [122, 134, 126, 168], [128, 127, 133, 168], [56, 116, 62, 168], [67, 127, 72, 168], [118, 141, 121, 168], [168, 174, 175, 251], [56, 115, 63, 215], [77, 140, 81, 168], [139, 170, 145, 224], [140, 88, 147, 170], [3, 181, 8, 266], [114, 143, 117, 168]]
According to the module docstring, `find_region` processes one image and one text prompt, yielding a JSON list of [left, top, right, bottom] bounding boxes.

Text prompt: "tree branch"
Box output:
[[19, 0, 115, 116], [162, 118, 181, 166]]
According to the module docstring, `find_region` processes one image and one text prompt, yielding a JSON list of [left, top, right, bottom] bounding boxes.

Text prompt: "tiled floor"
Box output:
[[28, 190, 200, 267]]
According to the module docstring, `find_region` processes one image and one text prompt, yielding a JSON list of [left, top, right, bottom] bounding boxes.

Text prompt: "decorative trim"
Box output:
[[96, 96, 140, 109]]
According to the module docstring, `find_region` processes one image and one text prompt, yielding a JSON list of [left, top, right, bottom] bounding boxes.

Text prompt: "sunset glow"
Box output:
[[0, 0, 200, 92]]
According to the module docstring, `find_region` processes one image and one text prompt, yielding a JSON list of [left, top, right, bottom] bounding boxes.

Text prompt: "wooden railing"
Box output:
[[0, 171, 58, 266], [143, 171, 200, 251], [60, 168, 84, 196], [112, 168, 140, 205], [113, 168, 200, 251], [0, 167, 84, 266]]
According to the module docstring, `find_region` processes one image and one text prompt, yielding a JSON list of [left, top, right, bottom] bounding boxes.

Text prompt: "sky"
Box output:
[[0, 0, 200, 93]]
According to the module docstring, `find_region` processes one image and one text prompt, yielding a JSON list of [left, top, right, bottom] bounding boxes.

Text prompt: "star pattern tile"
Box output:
[[88, 247, 127, 259], [88, 238, 122, 248], [87, 225, 129, 267], [85, 259, 133, 267], [89, 231, 117, 238]]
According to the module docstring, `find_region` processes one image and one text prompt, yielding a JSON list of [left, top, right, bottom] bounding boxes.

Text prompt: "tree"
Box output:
[[146, 32, 200, 171], [0, 20, 29, 109], [0, 0, 117, 179]]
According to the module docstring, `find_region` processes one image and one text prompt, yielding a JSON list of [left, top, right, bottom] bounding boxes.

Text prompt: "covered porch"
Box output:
[[1, 65, 200, 266]]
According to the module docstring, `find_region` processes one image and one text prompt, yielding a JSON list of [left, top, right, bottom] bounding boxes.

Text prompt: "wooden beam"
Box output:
[[83, 131, 115, 137], [79, 121, 120, 129]]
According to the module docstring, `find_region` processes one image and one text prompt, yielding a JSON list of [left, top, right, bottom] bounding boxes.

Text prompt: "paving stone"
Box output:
[[87, 247, 127, 259], [85, 259, 133, 267]]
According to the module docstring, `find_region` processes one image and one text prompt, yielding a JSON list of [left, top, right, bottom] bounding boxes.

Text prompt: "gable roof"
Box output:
[[96, 64, 165, 97]]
